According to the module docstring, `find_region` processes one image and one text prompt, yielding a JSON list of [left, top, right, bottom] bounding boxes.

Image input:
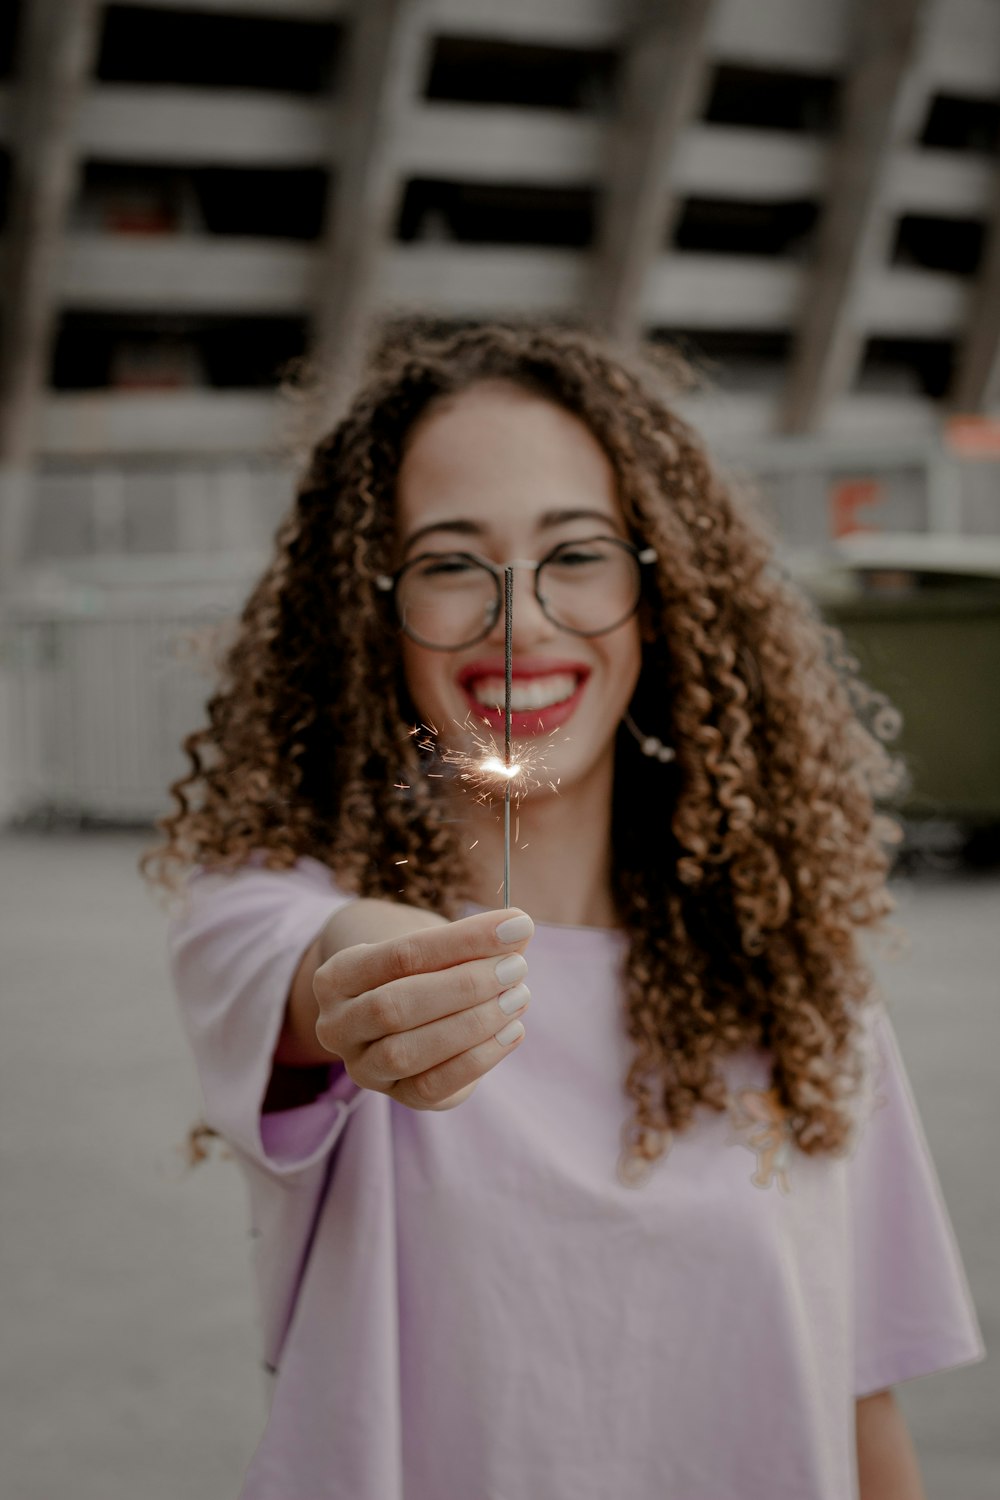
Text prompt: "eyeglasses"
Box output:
[[376, 535, 657, 650]]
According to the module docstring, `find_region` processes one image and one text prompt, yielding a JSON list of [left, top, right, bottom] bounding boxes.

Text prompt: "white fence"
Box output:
[[1, 559, 259, 823]]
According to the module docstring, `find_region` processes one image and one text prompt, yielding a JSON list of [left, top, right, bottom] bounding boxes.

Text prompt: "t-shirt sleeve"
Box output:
[[847, 1005, 987, 1397], [167, 854, 365, 1180]]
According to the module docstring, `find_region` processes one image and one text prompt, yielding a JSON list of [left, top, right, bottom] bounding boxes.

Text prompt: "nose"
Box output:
[[485, 567, 558, 651]]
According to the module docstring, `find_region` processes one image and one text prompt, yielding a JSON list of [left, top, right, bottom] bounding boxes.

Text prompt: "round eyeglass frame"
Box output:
[[375, 535, 658, 651]]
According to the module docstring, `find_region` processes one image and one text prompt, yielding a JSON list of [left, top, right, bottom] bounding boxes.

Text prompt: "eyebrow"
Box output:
[[402, 508, 622, 554]]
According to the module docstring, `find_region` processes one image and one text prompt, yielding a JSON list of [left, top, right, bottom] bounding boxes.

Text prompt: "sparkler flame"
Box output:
[[433, 713, 562, 811], [405, 715, 564, 802], [481, 755, 522, 780]]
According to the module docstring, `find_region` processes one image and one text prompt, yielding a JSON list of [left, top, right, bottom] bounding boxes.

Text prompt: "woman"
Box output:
[[145, 321, 985, 1499]]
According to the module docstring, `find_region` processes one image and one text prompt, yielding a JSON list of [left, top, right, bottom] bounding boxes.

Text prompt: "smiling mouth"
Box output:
[[466, 672, 581, 712]]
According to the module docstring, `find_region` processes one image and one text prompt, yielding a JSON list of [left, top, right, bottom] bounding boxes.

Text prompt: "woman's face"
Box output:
[[392, 379, 644, 795]]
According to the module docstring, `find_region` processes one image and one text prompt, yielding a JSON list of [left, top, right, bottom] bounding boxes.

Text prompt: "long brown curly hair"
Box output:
[[141, 317, 906, 1186]]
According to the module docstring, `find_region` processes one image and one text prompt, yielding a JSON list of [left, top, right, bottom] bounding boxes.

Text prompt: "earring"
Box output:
[[623, 712, 676, 763]]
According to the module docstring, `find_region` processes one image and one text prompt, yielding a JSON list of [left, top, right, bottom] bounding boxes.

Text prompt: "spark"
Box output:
[[481, 756, 521, 780], [433, 712, 556, 807], [394, 859, 409, 866]]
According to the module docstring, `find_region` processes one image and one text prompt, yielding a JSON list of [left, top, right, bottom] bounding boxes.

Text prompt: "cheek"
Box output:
[[401, 640, 448, 717]]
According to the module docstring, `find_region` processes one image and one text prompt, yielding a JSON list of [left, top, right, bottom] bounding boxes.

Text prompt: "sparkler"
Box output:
[[403, 567, 567, 901]]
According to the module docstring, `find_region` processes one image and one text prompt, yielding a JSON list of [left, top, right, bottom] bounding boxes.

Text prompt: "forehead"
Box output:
[[394, 380, 621, 529]]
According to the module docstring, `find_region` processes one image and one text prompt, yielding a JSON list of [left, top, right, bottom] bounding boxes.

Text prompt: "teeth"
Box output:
[[469, 672, 579, 711]]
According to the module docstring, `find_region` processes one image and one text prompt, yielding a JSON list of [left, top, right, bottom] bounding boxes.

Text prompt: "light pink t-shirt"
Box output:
[[168, 855, 986, 1500]]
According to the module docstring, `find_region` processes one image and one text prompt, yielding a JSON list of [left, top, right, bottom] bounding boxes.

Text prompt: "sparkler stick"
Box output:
[[503, 565, 513, 909], [411, 569, 565, 902]]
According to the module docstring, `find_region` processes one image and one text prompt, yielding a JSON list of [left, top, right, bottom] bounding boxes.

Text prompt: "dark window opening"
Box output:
[[375, 311, 583, 353], [398, 178, 595, 247], [424, 35, 617, 111], [673, 197, 820, 258], [0, 0, 21, 79], [856, 337, 956, 399], [920, 93, 1000, 153], [703, 64, 839, 133], [96, 5, 343, 92], [78, 162, 329, 240], [647, 329, 792, 389], [51, 312, 308, 391], [892, 214, 986, 276]]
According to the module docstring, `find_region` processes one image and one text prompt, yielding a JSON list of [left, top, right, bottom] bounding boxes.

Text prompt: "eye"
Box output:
[[415, 554, 477, 577], [548, 545, 609, 568]]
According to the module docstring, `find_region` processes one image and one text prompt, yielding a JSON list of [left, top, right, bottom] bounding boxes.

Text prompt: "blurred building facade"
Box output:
[[1, 0, 999, 821], [0, 0, 998, 565]]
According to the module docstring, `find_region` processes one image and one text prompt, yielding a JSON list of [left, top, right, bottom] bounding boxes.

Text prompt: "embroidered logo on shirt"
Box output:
[[725, 1086, 796, 1195]]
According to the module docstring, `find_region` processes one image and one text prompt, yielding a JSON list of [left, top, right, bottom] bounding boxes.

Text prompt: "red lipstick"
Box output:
[[457, 657, 591, 738]]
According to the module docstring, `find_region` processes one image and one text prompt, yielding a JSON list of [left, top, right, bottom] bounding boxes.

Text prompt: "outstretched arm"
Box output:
[[856, 1390, 927, 1500]]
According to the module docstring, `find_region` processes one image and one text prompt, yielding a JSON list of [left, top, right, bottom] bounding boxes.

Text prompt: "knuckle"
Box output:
[[314, 1011, 341, 1052], [386, 934, 420, 985], [312, 959, 337, 1004], [456, 1005, 489, 1051], [377, 1030, 412, 1080], [322, 945, 356, 991], [366, 983, 406, 1036], [454, 962, 483, 1007], [411, 1069, 441, 1107]]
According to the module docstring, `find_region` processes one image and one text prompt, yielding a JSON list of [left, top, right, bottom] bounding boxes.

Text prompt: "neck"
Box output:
[[456, 747, 619, 929]]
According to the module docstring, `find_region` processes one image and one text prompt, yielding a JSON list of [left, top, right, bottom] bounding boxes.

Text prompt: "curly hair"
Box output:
[[141, 318, 905, 1187]]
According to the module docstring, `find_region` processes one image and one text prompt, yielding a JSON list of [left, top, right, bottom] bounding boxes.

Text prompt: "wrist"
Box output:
[[320, 897, 447, 960]]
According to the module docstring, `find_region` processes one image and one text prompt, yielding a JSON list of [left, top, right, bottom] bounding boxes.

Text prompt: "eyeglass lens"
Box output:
[[395, 540, 642, 648]]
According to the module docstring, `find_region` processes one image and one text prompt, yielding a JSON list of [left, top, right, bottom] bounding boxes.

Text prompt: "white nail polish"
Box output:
[[495, 1018, 525, 1047], [495, 953, 527, 986], [498, 983, 530, 1016], [496, 913, 533, 943]]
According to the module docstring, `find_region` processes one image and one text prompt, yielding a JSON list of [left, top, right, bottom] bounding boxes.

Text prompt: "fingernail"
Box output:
[[495, 953, 527, 986], [498, 983, 530, 1017], [495, 1018, 525, 1047], [495, 913, 533, 943]]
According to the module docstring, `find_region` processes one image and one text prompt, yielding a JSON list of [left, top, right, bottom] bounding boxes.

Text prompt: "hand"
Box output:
[[313, 909, 534, 1110]]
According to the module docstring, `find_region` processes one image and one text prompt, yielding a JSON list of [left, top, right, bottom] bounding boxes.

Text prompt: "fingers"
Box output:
[[388, 996, 529, 1110], [344, 948, 530, 1048], [312, 908, 535, 1109], [363, 982, 530, 1087], [327, 908, 534, 999]]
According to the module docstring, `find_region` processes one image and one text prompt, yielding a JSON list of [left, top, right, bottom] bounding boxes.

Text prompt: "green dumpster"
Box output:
[[793, 535, 1000, 829]]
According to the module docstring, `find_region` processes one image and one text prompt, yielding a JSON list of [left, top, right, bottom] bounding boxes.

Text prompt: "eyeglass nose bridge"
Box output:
[[482, 559, 559, 629], [491, 559, 555, 634], [376, 542, 658, 649], [498, 548, 657, 601]]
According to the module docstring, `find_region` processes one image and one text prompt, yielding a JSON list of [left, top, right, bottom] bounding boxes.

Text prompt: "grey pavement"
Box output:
[[1, 831, 996, 1500]]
